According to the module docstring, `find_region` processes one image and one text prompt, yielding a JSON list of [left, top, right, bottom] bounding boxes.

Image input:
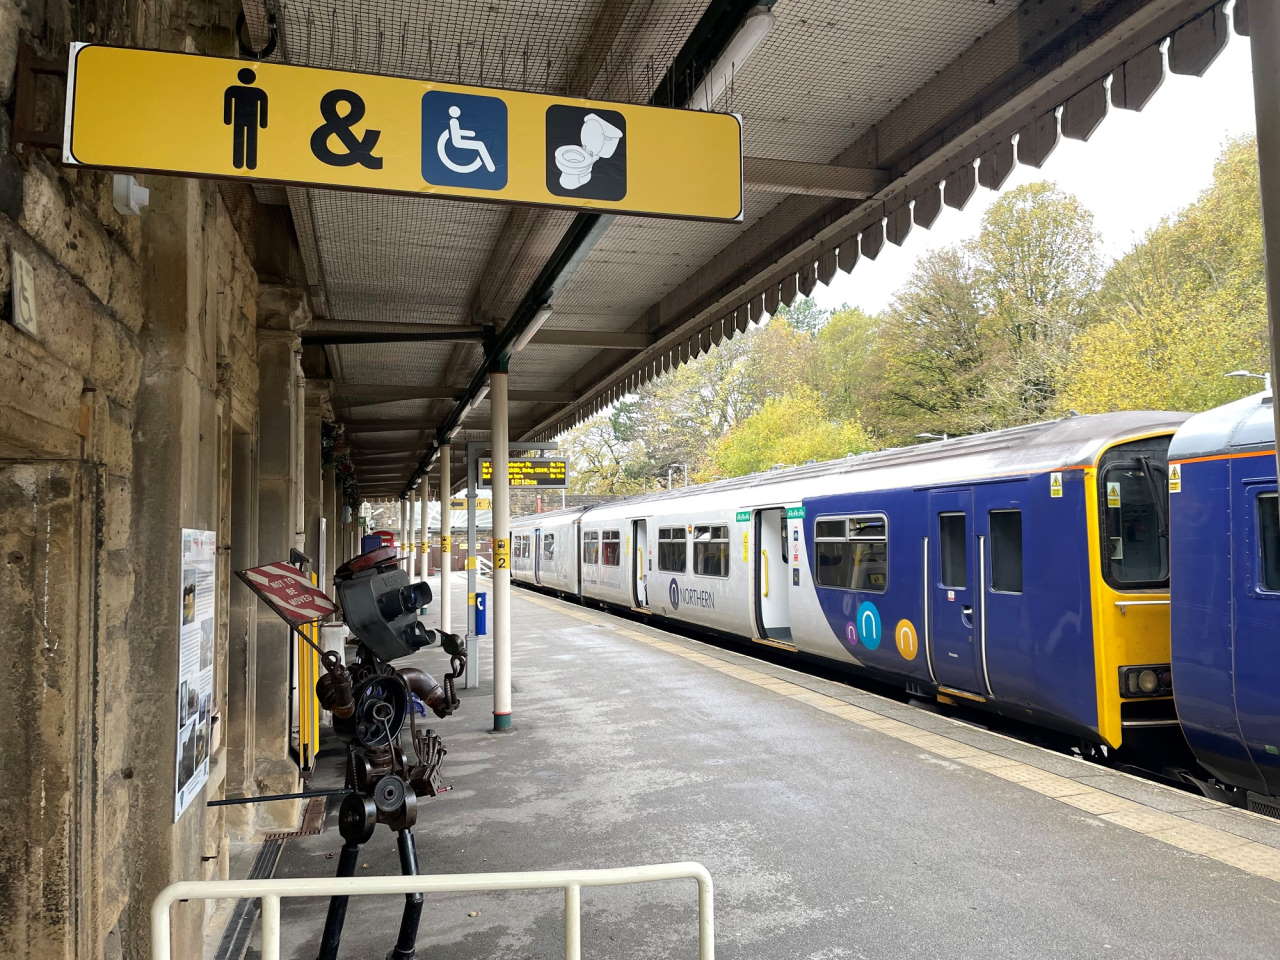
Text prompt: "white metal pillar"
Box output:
[[1249, 1, 1280, 480], [408, 487, 418, 580], [491, 370, 512, 731], [399, 498, 408, 563], [440, 445, 452, 633]]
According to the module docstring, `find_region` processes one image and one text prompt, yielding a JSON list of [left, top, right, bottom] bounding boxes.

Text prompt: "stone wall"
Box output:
[[0, 2, 317, 957]]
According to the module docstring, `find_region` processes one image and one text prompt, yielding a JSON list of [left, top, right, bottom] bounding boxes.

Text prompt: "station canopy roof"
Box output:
[[255, 0, 1236, 499]]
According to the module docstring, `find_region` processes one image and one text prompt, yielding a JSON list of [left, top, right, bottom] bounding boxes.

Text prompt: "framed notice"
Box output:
[[175, 528, 216, 821]]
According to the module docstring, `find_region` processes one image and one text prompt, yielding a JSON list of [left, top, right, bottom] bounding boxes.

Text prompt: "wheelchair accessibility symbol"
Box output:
[[422, 91, 507, 190]]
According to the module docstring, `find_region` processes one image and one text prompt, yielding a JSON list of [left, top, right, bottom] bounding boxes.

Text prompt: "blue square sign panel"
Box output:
[[421, 90, 507, 190]]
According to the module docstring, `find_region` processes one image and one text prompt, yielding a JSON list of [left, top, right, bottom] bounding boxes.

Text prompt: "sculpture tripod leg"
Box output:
[[388, 828, 424, 960], [317, 794, 377, 960]]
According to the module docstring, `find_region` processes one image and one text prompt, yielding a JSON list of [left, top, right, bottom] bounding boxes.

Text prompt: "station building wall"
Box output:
[[0, 3, 349, 957]]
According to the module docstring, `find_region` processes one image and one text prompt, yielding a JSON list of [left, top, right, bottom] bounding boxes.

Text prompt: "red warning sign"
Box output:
[[236, 561, 337, 625]]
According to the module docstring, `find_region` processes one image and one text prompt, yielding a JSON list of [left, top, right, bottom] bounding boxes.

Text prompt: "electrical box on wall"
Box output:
[[9, 249, 38, 339]]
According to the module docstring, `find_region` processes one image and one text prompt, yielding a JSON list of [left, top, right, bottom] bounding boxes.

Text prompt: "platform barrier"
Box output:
[[151, 860, 714, 960]]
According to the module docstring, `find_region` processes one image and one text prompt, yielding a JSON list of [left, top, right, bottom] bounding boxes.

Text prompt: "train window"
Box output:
[[693, 524, 730, 578], [1101, 461, 1169, 588], [1261, 493, 1279, 591], [582, 530, 599, 565], [939, 513, 968, 589], [542, 533, 555, 561], [989, 510, 1023, 593], [814, 514, 887, 592], [602, 530, 621, 566], [658, 527, 687, 573]]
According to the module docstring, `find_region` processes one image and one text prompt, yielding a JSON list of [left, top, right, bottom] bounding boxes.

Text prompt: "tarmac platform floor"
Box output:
[[255, 581, 1280, 959]]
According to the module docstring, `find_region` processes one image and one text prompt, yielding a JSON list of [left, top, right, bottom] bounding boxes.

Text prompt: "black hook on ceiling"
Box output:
[[236, 12, 279, 61]]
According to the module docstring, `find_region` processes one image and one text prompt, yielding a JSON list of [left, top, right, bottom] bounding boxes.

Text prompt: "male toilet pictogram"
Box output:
[[223, 68, 267, 170], [437, 106, 496, 174]]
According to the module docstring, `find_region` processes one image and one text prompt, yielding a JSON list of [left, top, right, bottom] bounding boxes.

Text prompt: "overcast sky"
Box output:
[[811, 34, 1259, 316]]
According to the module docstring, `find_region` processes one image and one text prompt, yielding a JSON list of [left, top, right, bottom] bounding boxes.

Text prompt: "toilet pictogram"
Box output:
[[546, 105, 626, 202], [421, 90, 507, 190]]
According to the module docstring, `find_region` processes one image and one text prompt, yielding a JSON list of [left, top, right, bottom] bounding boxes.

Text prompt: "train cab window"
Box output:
[[658, 527, 687, 573], [815, 515, 888, 592], [1101, 460, 1169, 588], [601, 530, 621, 567], [582, 530, 599, 565], [989, 510, 1023, 593], [693, 524, 730, 578], [1261, 493, 1280, 592], [542, 533, 555, 561], [939, 513, 968, 589]]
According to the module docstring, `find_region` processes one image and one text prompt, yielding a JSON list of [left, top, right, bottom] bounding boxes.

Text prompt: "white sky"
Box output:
[[811, 35, 1259, 316]]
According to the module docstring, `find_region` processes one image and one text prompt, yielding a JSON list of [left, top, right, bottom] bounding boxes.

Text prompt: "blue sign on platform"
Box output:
[[422, 91, 508, 190]]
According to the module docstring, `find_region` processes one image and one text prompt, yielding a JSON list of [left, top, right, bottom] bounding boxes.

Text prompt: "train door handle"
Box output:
[[961, 605, 974, 628], [761, 548, 770, 597]]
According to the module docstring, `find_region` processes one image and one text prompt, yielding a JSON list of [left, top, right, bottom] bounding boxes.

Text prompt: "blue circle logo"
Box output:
[[856, 601, 882, 650], [669, 577, 680, 609]]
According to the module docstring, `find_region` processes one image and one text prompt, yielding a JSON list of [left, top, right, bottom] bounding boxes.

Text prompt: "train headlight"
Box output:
[[1119, 664, 1173, 698]]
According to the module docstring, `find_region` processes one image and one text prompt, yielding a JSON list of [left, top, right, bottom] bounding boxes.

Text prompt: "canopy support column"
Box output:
[[491, 370, 512, 732], [439, 446, 452, 633]]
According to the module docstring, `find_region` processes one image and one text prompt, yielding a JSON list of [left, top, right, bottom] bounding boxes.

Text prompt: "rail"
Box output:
[[152, 861, 714, 960]]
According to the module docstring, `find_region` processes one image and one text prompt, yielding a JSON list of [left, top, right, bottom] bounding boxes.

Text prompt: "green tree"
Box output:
[[773, 296, 831, 335], [812, 305, 880, 422], [704, 386, 876, 479], [861, 247, 994, 443], [972, 181, 1101, 420], [1056, 136, 1269, 413]]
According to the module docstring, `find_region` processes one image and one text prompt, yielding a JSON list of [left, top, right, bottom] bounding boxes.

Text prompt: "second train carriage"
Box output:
[[511, 410, 1189, 752], [1169, 390, 1280, 811]]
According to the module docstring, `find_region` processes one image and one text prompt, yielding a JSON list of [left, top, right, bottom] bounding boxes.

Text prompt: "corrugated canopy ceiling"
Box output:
[[245, 0, 1233, 498]]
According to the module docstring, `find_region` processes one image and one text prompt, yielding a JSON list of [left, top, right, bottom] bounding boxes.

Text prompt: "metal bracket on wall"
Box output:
[[13, 44, 67, 148]]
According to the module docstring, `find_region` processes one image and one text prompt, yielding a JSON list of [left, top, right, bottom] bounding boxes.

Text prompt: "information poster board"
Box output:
[[174, 528, 216, 821]]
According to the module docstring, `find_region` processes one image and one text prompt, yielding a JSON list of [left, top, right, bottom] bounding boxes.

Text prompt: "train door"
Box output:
[[533, 527, 543, 585], [973, 490, 1025, 701], [927, 489, 985, 695], [754, 508, 791, 641], [633, 519, 649, 607], [1234, 481, 1280, 796]]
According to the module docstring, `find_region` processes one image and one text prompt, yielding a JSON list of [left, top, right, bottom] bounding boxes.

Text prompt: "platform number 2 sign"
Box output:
[[494, 538, 509, 569]]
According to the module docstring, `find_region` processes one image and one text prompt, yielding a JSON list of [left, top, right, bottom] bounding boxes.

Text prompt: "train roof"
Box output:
[[513, 411, 1186, 523], [1169, 391, 1276, 462]]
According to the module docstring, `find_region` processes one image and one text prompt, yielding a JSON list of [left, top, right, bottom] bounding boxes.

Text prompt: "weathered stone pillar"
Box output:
[[323, 460, 338, 584], [303, 382, 330, 573], [252, 287, 310, 830]]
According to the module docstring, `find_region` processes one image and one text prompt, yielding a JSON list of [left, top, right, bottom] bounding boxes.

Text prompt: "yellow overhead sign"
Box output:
[[63, 44, 744, 222]]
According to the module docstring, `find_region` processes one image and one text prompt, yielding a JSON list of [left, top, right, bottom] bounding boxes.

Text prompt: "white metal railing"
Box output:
[[477, 555, 493, 577], [152, 861, 713, 960]]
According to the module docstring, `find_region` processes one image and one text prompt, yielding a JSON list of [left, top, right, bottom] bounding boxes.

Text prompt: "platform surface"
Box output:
[[263, 580, 1280, 959]]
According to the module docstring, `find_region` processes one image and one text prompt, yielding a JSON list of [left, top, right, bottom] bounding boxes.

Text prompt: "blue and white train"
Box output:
[[511, 394, 1280, 812]]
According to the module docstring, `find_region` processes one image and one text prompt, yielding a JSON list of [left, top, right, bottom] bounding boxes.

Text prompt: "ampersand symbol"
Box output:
[[310, 89, 383, 169]]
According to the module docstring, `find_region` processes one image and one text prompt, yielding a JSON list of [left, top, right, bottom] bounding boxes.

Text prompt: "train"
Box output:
[[510, 392, 1279, 814]]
